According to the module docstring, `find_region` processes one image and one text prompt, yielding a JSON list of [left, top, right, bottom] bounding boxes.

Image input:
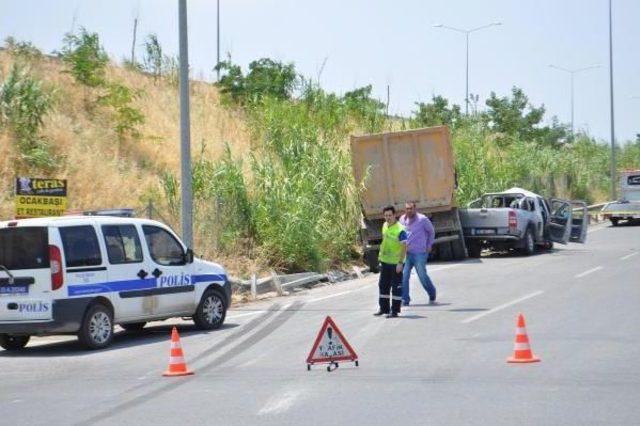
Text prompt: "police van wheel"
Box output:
[[193, 289, 227, 330], [121, 322, 146, 332], [0, 334, 30, 351], [78, 304, 114, 350]]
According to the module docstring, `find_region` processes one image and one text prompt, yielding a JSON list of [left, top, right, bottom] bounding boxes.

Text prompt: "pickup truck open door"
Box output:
[[547, 199, 588, 244], [569, 201, 588, 243]]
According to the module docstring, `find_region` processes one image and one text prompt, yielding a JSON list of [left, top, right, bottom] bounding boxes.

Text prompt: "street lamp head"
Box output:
[[433, 23, 443, 28], [492, 22, 502, 26]]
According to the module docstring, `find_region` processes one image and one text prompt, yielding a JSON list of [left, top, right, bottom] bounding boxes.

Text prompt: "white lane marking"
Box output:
[[257, 389, 302, 415], [308, 290, 355, 303], [429, 264, 459, 272], [226, 311, 265, 320], [588, 226, 607, 234], [461, 291, 544, 324], [227, 302, 295, 320], [621, 252, 638, 261], [574, 266, 604, 278]]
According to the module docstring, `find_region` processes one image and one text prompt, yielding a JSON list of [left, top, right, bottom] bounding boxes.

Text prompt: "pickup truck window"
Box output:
[[476, 194, 523, 209]]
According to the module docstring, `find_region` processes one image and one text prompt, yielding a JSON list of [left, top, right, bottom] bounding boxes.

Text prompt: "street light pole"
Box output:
[[178, 0, 193, 248], [434, 22, 502, 115], [549, 64, 600, 139], [608, 0, 617, 201]]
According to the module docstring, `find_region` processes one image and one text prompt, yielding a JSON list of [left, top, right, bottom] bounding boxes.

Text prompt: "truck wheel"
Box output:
[[121, 322, 146, 332], [0, 334, 30, 351], [438, 243, 453, 261], [521, 229, 536, 256], [364, 250, 380, 273], [78, 303, 114, 350], [193, 288, 227, 330], [467, 242, 482, 258], [611, 218, 619, 226], [451, 239, 467, 260]]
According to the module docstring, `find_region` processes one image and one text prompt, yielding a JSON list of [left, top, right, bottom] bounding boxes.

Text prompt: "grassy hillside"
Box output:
[[2, 35, 639, 278]]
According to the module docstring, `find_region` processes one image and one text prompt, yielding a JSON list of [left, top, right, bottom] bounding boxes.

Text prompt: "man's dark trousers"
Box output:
[[378, 262, 403, 314]]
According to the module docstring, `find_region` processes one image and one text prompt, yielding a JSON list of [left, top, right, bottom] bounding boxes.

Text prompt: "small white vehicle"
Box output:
[[0, 216, 230, 350], [602, 170, 640, 226]]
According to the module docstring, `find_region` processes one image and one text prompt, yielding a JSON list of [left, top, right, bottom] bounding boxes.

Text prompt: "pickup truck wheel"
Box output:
[[467, 242, 482, 258], [0, 334, 30, 351], [78, 303, 114, 350], [610, 218, 619, 226], [193, 289, 227, 330], [521, 229, 536, 256]]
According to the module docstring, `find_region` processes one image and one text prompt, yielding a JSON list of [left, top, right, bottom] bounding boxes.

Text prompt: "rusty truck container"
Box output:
[[350, 126, 466, 271]]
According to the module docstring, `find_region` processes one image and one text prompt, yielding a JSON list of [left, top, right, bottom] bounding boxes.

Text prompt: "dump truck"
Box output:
[[602, 170, 640, 225], [350, 126, 466, 272]]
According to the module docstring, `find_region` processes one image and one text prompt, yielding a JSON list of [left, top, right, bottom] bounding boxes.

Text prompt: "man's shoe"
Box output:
[[429, 299, 437, 305], [402, 301, 410, 307], [373, 310, 386, 316], [386, 312, 399, 318]]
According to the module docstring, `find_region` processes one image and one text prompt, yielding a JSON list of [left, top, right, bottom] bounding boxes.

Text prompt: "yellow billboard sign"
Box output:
[[15, 177, 68, 218]]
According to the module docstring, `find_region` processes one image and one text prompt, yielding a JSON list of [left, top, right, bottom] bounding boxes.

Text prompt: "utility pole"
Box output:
[[549, 64, 600, 139], [178, 0, 193, 248], [386, 85, 390, 117], [131, 17, 138, 65], [434, 22, 502, 115], [216, 0, 221, 81], [608, 0, 617, 201]]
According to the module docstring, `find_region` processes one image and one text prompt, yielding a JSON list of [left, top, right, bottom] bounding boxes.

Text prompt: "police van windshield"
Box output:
[[0, 227, 50, 270]]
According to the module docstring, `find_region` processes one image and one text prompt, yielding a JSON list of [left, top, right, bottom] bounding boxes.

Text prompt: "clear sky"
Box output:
[[1, 0, 638, 142]]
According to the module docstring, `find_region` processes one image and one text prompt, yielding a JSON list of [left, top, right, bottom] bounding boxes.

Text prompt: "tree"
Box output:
[[413, 95, 462, 127], [485, 87, 545, 141], [215, 57, 298, 103], [143, 34, 163, 82], [485, 87, 569, 147], [215, 58, 245, 102], [61, 28, 109, 87]]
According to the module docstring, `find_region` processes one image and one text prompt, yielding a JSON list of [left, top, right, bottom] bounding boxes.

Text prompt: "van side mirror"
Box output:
[[185, 248, 194, 264]]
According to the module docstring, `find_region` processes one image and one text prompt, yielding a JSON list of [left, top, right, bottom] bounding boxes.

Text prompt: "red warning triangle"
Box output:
[[306, 316, 358, 365]]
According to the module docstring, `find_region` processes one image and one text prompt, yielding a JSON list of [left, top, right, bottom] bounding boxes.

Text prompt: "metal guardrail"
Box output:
[[586, 202, 608, 224], [229, 267, 368, 300]]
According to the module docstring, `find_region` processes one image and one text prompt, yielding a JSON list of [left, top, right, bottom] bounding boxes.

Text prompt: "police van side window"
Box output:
[[142, 225, 185, 266], [59, 226, 102, 267], [102, 225, 143, 264]]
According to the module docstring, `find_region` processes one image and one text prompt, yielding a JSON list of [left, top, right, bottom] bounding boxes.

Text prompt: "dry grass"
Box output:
[[0, 51, 252, 219]]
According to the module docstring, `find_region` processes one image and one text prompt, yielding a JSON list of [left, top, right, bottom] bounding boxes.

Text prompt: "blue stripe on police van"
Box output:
[[67, 273, 227, 297]]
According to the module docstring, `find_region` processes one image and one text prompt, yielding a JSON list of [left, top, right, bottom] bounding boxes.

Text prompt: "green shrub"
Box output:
[[0, 64, 55, 167], [4, 37, 43, 61], [97, 82, 145, 139], [61, 28, 109, 87]]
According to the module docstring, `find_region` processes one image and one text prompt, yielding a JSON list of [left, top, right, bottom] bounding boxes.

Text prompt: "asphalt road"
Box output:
[[1, 222, 639, 425]]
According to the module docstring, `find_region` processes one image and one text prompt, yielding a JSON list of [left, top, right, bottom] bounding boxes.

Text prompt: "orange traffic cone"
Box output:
[[507, 313, 540, 363], [163, 327, 194, 376]]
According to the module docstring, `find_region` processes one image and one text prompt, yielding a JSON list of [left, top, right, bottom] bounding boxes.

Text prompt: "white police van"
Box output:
[[0, 216, 230, 350]]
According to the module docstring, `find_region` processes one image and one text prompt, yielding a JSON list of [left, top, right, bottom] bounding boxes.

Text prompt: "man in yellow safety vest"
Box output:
[[374, 205, 408, 318]]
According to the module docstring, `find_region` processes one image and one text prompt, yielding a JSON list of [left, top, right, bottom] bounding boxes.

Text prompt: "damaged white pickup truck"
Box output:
[[459, 187, 588, 258]]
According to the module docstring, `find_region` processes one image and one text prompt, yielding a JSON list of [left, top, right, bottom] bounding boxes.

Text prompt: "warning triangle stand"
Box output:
[[306, 316, 359, 372]]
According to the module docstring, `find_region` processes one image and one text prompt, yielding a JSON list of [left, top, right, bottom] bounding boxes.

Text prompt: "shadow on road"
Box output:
[[0, 322, 239, 358]]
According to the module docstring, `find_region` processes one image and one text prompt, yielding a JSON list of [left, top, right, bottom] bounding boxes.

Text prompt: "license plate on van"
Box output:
[[0, 285, 28, 295]]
